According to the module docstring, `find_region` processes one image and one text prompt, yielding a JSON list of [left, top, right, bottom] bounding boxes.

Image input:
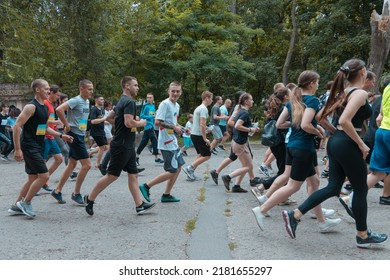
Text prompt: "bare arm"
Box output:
[[235, 119, 259, 133], [301, 108, 323, 138], [56, 102, 70, 133], [155, 119, 183, 135], [200, 117, 210, 145], [275, 107, 291, 129], [377, 104, 383, 127], [105, 110, 115, 125], [124, 114, 146, 128]]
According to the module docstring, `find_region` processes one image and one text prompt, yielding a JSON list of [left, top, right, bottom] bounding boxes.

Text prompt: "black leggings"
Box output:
[[262, 142, 286, 189], [298, 131, 368, 231]]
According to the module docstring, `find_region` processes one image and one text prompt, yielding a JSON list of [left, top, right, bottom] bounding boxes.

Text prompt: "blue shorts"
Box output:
[[369, 128, 390, 173], [219, 125, 227, 135], [183, 137, 193, 148], [41, 138, 61, 160], [68, 131, 89, 160]]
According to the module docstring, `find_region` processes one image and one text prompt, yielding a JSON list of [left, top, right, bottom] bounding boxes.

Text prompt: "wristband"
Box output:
[[59, 133, 63, 138]]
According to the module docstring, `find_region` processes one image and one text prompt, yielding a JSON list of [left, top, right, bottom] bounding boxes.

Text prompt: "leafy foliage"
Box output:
[[0, 0, 387, 117]]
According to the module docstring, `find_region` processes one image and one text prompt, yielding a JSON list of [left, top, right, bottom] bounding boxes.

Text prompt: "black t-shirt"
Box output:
[[233, 108, 251, 144], [21, 99, 49, 150], [0, 113, 8, 134], [111, 95, 137, 148], [363, 96, 382, 145], [89, 106, 105, 136]]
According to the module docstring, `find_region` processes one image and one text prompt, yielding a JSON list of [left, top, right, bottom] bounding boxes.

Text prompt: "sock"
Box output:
[[233, 184, 240, 188], [162, 193, 170, 197], [144, 183, 150, 189]]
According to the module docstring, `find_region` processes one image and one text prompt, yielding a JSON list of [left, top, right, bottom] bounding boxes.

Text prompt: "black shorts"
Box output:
[[92, 135, 108, 147], [68, 131, 89, 160], [191, 135, 211, 157], [22, 147, 48, 175], [285, 147, 317, 181], [228, 147, 238, 161], [107, 145, 138, 177]]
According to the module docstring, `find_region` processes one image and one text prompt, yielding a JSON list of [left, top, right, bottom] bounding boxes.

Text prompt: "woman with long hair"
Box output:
[[283, 59, 388, 248], [252, 70, 341, 232], [221, 92, 260, 192], [256, 87, 290, 191]]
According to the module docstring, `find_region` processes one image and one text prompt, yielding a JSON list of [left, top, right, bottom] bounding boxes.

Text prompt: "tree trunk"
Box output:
[[230, 0, 237, 14], [282, 0, 298, 85], [367, 0, 390, 93]]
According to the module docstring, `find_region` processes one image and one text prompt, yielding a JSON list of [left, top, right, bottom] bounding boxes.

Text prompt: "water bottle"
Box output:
[[249, 122, 258, 137]]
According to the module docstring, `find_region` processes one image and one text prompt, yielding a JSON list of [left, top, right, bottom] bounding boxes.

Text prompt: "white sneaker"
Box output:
[[250, 186, 265, 198], [183, 165, 195, 180], [318, 218, 342, 233], [256, 195, 268, 205], [340, 185, 353, 195], [310, 208, 336, 219], [252, 206, 265, 231]]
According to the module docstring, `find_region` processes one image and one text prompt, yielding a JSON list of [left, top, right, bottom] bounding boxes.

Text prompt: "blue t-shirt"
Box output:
[[286, 95, 320, 152]]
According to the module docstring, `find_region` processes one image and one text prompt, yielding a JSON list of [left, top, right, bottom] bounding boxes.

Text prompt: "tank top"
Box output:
[[335, 88, 372, 129], [21, 99, 49, 149]]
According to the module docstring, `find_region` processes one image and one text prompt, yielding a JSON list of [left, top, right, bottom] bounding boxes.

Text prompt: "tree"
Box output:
[[282, 0, 298, 84], [367, 0, 390, 93]]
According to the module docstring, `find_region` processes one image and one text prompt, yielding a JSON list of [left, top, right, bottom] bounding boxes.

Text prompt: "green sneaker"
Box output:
[[161, 194, 180, 203], [139, 184, 151, 202]]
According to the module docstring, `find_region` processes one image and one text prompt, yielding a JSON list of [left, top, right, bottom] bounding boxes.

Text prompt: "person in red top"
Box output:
[[41, 85, 64, 192]]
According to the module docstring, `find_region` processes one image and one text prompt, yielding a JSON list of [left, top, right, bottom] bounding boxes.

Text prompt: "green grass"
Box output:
[[224, 208, 232, 217], [228, 242, 237, 250], [198, 187, 206, 202], [185, 219, 197, 234]]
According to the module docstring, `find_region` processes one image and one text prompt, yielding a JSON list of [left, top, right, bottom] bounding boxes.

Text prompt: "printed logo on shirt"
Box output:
[[48, 113, 55, 121], [149, 111, 155, 116], [36, 124, 47, 135], [79, 119, 88, 131]]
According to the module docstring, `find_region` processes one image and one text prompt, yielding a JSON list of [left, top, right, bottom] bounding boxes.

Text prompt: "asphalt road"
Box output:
[[0, 139, 389, 260]]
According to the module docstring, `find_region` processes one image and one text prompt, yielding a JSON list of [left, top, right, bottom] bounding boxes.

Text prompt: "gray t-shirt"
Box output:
[[67, 95, 90, 136], [192, 104, 209, 136], [211, 104, 221, 125]]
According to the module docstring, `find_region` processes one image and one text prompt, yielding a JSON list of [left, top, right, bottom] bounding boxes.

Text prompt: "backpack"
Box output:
[[261, 119, 282, 147]]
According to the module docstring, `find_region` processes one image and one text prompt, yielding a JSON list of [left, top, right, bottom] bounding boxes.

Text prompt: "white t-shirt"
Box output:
[[156, 98, 180, 151], [104, 109, 113, 138], [191, 104, 209, 136], [183, 121, 192, 138]]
